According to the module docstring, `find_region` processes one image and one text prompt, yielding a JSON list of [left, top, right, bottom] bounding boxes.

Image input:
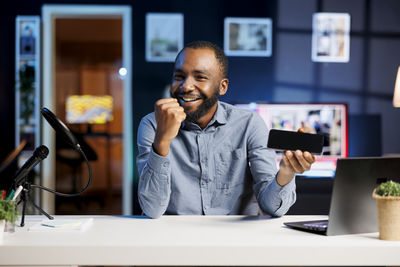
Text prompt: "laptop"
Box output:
[[284, 157, 400, 236]]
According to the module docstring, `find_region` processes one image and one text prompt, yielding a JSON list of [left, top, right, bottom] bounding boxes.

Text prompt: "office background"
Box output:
[[1, 0, 400, 214]]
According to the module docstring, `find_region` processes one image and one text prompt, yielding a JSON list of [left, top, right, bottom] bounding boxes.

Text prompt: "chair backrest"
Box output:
[[0, 140, 27, 190], [0, 140, 27, 173]]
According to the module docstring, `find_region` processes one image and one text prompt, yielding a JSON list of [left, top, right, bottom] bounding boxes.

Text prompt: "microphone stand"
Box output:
[[13, 108, 93, 227], [17, 181, 53, 227], [14, 144, 92, 227]]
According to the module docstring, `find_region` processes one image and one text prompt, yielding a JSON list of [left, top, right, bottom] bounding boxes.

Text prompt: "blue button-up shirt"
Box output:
[[137, 101, 296, 218]]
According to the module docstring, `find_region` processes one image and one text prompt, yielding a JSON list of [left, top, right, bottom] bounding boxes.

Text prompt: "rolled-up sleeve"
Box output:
[[137, 114, 171, 218], [247, 114, 296, 217]]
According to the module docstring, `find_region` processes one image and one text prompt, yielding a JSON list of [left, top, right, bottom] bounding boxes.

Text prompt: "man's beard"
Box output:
[[173, 87, 219, 124]]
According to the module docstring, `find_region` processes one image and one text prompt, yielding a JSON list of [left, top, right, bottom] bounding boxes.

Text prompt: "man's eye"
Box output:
[[173, 74, 184, 80], [196, 76, 208, 80]]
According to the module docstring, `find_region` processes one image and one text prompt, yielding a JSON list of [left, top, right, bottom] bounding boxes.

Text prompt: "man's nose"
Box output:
[[180, 77, 195, 91]]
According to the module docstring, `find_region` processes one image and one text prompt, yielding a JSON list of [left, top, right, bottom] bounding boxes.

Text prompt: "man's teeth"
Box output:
[[182, 97, 198, 102]]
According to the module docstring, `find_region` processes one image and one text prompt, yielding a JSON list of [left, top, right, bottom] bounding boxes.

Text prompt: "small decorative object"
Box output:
[[0, 200, 19, 240], [393, 66, 400, 107], [224, 17, 272, 57], [372, 180, 400, 240]]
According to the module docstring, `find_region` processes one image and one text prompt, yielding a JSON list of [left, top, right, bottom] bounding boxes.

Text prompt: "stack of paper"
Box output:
[[28, 218, 93, 232]]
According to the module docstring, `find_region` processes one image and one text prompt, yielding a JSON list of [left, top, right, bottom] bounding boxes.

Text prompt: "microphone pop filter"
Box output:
[[41, 107, 79, 148]]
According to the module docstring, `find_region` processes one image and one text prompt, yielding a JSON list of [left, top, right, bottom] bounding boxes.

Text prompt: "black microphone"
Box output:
[[40, 107, 80, 148], [14, 145, 49, 187]]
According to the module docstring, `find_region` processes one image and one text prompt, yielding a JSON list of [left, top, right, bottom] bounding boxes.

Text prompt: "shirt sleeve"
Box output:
[[247, 113, 296, 217], [136, 114, 171, 218]]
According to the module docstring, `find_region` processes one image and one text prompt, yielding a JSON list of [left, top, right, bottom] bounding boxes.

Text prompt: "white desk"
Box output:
[[1, 215, 400, 266]]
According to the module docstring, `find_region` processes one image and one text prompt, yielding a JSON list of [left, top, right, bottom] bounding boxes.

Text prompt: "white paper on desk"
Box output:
[[28, 218, 93, 232]]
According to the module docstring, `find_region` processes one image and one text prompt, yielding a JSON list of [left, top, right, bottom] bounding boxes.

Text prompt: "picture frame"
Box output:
[[312, 13, 351, 63], [224, 17, 272, 57], [146, 13, 184, 62]]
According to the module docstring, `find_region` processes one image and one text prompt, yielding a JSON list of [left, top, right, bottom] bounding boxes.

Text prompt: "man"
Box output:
[[137, 41, 315, 219]]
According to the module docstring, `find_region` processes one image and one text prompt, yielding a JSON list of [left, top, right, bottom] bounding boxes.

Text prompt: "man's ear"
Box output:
[[219, 78, 229, 96]]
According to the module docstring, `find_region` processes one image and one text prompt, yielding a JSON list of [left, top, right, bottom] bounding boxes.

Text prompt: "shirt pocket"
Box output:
[[214, 148, 247, 189]]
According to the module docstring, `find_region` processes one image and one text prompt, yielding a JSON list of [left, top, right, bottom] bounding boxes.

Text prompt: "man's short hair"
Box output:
[[176, 41, 228, 78]]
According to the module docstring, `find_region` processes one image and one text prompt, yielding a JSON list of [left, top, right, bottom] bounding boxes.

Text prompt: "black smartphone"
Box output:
[[267, 129, 324, 154]]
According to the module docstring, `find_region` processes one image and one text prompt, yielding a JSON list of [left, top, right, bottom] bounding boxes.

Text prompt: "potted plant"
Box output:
[[372, 180, 400, 240], [0, 199, 19, 240], [18, 63, 35, 126]]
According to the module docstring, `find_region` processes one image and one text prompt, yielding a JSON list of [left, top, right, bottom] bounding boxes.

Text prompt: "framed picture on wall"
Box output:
[[224, 17, 272, 57], [312, 13, 351, 63], [146, 13, 184, 62]]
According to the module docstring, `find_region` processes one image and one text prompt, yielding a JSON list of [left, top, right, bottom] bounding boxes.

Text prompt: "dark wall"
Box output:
[[1, 0, 400, 214]]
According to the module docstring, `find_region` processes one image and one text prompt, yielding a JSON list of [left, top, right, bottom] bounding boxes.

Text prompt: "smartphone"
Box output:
[[267, 129, 324, 154]]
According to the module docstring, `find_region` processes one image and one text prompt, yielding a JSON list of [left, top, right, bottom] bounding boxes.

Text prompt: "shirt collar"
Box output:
[[209, 101, 227, 126], [181, 101, 227, 130]]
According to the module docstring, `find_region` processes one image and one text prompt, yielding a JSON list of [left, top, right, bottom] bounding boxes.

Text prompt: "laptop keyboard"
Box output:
[[304, 221, 328, 230]]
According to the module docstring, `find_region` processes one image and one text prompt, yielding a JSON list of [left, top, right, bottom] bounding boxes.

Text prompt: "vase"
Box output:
[[0, 219, 5, 242], [373, 190, 400, 240]]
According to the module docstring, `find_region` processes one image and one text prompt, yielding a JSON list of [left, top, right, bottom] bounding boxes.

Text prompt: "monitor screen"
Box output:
[[235, 102, 348, 177], [66, 95, 113, 124]]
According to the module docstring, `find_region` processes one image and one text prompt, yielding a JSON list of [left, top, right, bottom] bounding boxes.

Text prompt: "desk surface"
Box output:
[[1, 215, 400, 266]]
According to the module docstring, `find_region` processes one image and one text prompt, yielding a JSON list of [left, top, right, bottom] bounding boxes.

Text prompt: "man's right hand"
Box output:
[[153, 98, 186, 156]]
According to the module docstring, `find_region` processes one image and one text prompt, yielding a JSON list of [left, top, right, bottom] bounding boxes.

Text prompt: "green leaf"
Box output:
[[376, 180, 400, 197], [0, 200, 19, 224]]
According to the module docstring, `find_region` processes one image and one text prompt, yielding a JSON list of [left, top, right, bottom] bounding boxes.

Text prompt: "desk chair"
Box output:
[[56, 133, 100, 212], [0, 140, 27, 190], [287, 176, 333, 215]]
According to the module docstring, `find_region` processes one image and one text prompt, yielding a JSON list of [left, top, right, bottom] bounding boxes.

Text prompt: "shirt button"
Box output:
[[163, 162, 169, 167]]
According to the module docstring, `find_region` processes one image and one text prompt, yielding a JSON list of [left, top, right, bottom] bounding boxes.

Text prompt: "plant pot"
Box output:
[[0, 219, 5, 242], [373, 190, 400, 241]]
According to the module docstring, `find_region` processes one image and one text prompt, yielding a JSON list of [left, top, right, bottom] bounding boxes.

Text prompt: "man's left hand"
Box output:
[[276, 128, 316, 186]]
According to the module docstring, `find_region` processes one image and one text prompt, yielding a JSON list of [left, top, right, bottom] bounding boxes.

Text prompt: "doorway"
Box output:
[[42, 5, 132, 215]]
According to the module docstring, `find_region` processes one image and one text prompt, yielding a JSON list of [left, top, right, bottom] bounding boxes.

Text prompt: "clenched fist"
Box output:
[[153, 98, 186, 156]]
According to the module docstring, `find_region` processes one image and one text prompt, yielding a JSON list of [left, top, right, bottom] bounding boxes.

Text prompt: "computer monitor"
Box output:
[[235, 102, 348, 177]]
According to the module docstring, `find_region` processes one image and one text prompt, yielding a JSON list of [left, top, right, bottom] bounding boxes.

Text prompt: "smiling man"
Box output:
[[137, 41, 315, 218]]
